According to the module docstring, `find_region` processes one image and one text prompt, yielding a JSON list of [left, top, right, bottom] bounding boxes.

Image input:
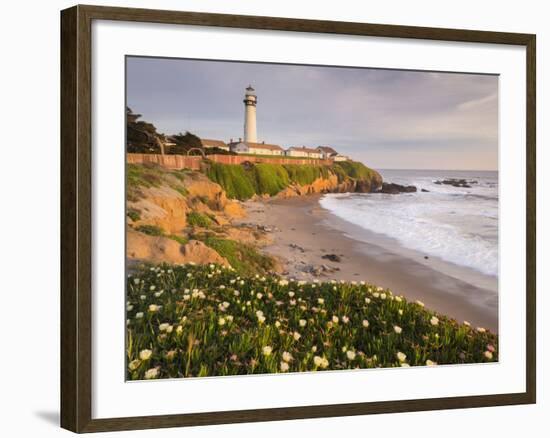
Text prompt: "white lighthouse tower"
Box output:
[[243, 85, 258, 143]]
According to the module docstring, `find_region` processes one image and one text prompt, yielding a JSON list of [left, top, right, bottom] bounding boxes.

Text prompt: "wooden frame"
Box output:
[[60, 4, 536, 433]]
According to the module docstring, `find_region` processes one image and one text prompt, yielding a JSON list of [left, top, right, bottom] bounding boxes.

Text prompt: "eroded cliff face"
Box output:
[[275, 170, 383, 199], [126, 163, 382, 271], [127, 169, 248, 266]]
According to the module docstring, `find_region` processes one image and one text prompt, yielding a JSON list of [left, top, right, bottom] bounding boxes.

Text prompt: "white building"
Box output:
[[201, 138, 230, 152], [316, 146, 338, 159], [333, 154, 349, 162], [243, 85, 258, 143], [285, 146, 322, 159], [229, 141, 284, 156]]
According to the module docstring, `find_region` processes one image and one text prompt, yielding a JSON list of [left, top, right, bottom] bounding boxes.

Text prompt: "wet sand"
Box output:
[[238, 195, 498, 332]]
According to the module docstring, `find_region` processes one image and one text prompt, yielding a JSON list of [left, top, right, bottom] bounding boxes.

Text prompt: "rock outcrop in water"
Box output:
[[434, 178, 477, 188], [377, 182, 417, 194]]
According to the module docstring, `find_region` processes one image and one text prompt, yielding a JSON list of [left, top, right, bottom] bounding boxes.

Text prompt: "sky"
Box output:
[[126, 56, 498, 171]]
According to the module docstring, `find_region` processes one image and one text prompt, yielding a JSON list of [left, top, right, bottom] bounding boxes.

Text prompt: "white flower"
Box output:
[[256, 293, 263, 299], [282, 351, 293, 362], [332, 316, 339, 324], [139, 349, 152, 360], [463, 321, 471, 326], [299, 319, 307, 327], [362, 319, 370, 328], [176, 325, 183, 335], [159, 323, 171, 332], [426, 360, 437, 366], [144, 368, 158, 379], [398, 309, 403, 315], [317, 298, 325, 305], [380, 293, 387, 300], [430, 316, 439, 326], [313, 356, 328, 368], [396, 351, 407, 362], [135, 312, 144, 319], [183, 294, 191, 301], [365, 298, 371, 304], [293, 331, 301, 341], [226, 315, 234, 323], [218, 317, 226, 326], [257, 315, 266, 324], [127, 304, 134, 312], [476, 327, 486, 333], [262, 346, 273, 356], [346, 350, 356, 360], [128, 359, 141, 371], [377, 287, 383, 292], [154, 290, 164, 297], [373, 292, 380, 298], [395, 296, 402, 302], [140, 295, 146, 300], [484, 351, 493, 360], [133, 278, 140, 285], [288, 291, 295, 297], [311, 346, 317, 352], [148, 304, 159, 312], [342, 316, 349, 324], [149, 285, 156, 291], [275, 320, 281, 328], [394, 325, 403, 334], [280, 361, 289, 372], [415, 300, 425, 307], [278, 279, 289, 286]]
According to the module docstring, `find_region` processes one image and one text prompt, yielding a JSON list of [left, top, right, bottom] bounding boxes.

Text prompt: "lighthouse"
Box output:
[[243, 85, 257, 143]]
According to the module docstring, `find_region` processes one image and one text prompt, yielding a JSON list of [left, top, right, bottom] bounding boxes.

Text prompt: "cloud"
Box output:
[[126, 57, 498, 170]]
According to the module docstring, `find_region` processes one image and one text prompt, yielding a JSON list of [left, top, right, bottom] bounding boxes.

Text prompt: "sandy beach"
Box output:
[[237, 195, 498, 332]]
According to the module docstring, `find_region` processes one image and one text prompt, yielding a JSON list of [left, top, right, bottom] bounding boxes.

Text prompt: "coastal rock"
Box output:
[[127, 230, 229, 267], [322, 253, 342, 263], [183, 173, 228, 209], [128, 185, 189, 234], [180, 240, 231, 266], [224, 200, 247, 218], [377, 182, 417, 194], [433, 178, 476, 188]]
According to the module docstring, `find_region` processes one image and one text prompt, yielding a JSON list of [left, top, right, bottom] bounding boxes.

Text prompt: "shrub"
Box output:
[[203, 237, 275, 276], [206, 162, 256, 200], [284, 164, 330, 185], [136, 224, 165, 237], [127, 208, 141, 222], [253, 164, 289, 196], [187, 211, 213, 228]]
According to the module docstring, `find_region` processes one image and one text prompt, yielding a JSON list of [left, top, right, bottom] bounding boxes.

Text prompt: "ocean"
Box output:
[[319, 169, 499, 282]]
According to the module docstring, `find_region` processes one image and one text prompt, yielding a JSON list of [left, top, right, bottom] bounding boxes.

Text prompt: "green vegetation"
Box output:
[[205, 161, 378, 200], [136, 224, 165, 237], [127, 208, 141, 222], [283, 164, 330, 186], [203, 237, 275, 276], [127, 163, 164, 189], [334, 161, 376, 181], [253, 164, 290, 196], [187, 211, 214, 229], [127, 163, 191, 201], [135, 223, 188, 246], [167, 234, 189, 246], [126, 263, 499, 380], [205, 162, 256, 200]]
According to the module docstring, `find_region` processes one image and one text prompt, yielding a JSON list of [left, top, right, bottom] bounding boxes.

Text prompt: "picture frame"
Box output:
[[60, 4, 536, 433]]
